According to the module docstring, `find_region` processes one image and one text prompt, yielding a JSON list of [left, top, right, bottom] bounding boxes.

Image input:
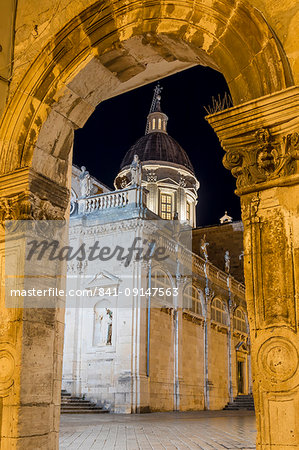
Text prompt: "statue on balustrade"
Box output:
[[130, 155, 142, 186]]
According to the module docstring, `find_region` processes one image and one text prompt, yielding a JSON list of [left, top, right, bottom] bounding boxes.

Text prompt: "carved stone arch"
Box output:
[[0, 0, 294, 183]]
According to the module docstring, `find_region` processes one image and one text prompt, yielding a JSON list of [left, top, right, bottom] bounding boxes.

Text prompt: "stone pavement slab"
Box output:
[[60, 410, 256, 449]]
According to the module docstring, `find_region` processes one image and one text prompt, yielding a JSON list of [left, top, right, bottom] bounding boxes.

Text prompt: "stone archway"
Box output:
[[0, 1, 297, 448]]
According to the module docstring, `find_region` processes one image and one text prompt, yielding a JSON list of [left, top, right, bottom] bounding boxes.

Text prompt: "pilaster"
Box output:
[[207, 86, 299, 449], [0, 169, 68, 449]]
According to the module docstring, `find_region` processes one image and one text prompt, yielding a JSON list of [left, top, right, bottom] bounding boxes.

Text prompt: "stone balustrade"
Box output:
[[192, 252, 245, 298], [76, 186, 147, 215]]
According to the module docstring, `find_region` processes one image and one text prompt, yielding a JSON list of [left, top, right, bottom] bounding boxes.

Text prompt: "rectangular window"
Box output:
[[160, 194, 172, 220], [186, 202, 191, 221]]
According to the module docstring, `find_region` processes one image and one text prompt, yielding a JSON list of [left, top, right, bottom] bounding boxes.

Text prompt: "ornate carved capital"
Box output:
[[206, 87, 299, 195], [222, 129, 298, 192], [0, 191, 65, 223]]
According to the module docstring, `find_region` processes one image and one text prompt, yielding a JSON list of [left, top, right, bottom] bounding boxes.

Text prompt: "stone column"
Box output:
[[207, 86, 299, 449], [0, 168, 68, 449]]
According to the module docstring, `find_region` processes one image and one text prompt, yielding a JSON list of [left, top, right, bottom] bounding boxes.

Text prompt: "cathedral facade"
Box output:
[[62, 88, 251, 413]]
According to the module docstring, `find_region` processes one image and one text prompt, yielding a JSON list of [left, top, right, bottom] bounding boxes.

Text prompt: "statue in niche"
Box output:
[[224, 250, 231, 274], [94, 307, 113, 346], [79, 166, 92, 197], [200, 234, 209, 261], [130, 154, 142, 186]]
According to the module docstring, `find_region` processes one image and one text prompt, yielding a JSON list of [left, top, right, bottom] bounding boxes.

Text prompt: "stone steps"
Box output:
[[61, 390, 109, 414], [223, 394, 255, 411]]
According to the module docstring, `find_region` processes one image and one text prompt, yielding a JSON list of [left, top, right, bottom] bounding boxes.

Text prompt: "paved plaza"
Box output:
[[60, 411, 256, 449]]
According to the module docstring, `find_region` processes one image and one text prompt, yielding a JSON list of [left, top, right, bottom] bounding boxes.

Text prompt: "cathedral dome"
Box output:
[[120, 132, 194, 173], [114, 84, 199, 226]]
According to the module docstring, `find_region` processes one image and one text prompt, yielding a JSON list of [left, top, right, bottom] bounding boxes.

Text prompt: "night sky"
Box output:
[[73, 65, 241, 227]]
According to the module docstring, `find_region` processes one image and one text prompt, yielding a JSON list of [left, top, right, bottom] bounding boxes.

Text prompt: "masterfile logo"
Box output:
[[4, 219, 192, 308]]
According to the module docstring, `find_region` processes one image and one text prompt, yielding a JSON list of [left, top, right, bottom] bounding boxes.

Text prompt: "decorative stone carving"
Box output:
[[222, 129, 299, 190], [182, 311, 204, 326], [178, 175, 186, 187], [286, 132, 299, 160], [0, 191, 65, 223], [146, 170, 157, 182], [0, 349, 15, 396], [240, 193, 260, 223], [257, 336, 299, 386]]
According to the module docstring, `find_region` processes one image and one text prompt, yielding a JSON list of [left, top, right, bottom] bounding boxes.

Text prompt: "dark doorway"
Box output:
[[237, 360, 245, 394]]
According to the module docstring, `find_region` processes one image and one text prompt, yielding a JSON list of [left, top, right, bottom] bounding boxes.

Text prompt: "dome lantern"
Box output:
[[145, 83, 168, 134], [114, 84, 200, 227]]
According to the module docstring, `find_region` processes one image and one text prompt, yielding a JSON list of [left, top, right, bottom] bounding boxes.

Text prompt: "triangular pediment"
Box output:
[[87, 270, 121, 286], [235, 340, 249, 353]]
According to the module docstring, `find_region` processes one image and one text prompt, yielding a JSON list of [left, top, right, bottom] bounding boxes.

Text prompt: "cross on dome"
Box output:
[[149, 83, 163, 113], [145, 83, 168, 135]]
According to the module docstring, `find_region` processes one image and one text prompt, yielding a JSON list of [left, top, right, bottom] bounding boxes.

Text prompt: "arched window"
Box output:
[[211, 298, 227, 325], [183, 285, 202, 315], [233, 308, 247, 333], [151, 267, 172, 305]]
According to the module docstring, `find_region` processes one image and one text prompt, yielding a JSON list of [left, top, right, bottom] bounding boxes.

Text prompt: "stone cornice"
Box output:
[[0, 168, 68, 221], [0, 168, 69, 210]]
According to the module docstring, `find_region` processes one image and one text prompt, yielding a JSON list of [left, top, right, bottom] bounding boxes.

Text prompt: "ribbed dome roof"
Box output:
[[120, 132, 194, 173]]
